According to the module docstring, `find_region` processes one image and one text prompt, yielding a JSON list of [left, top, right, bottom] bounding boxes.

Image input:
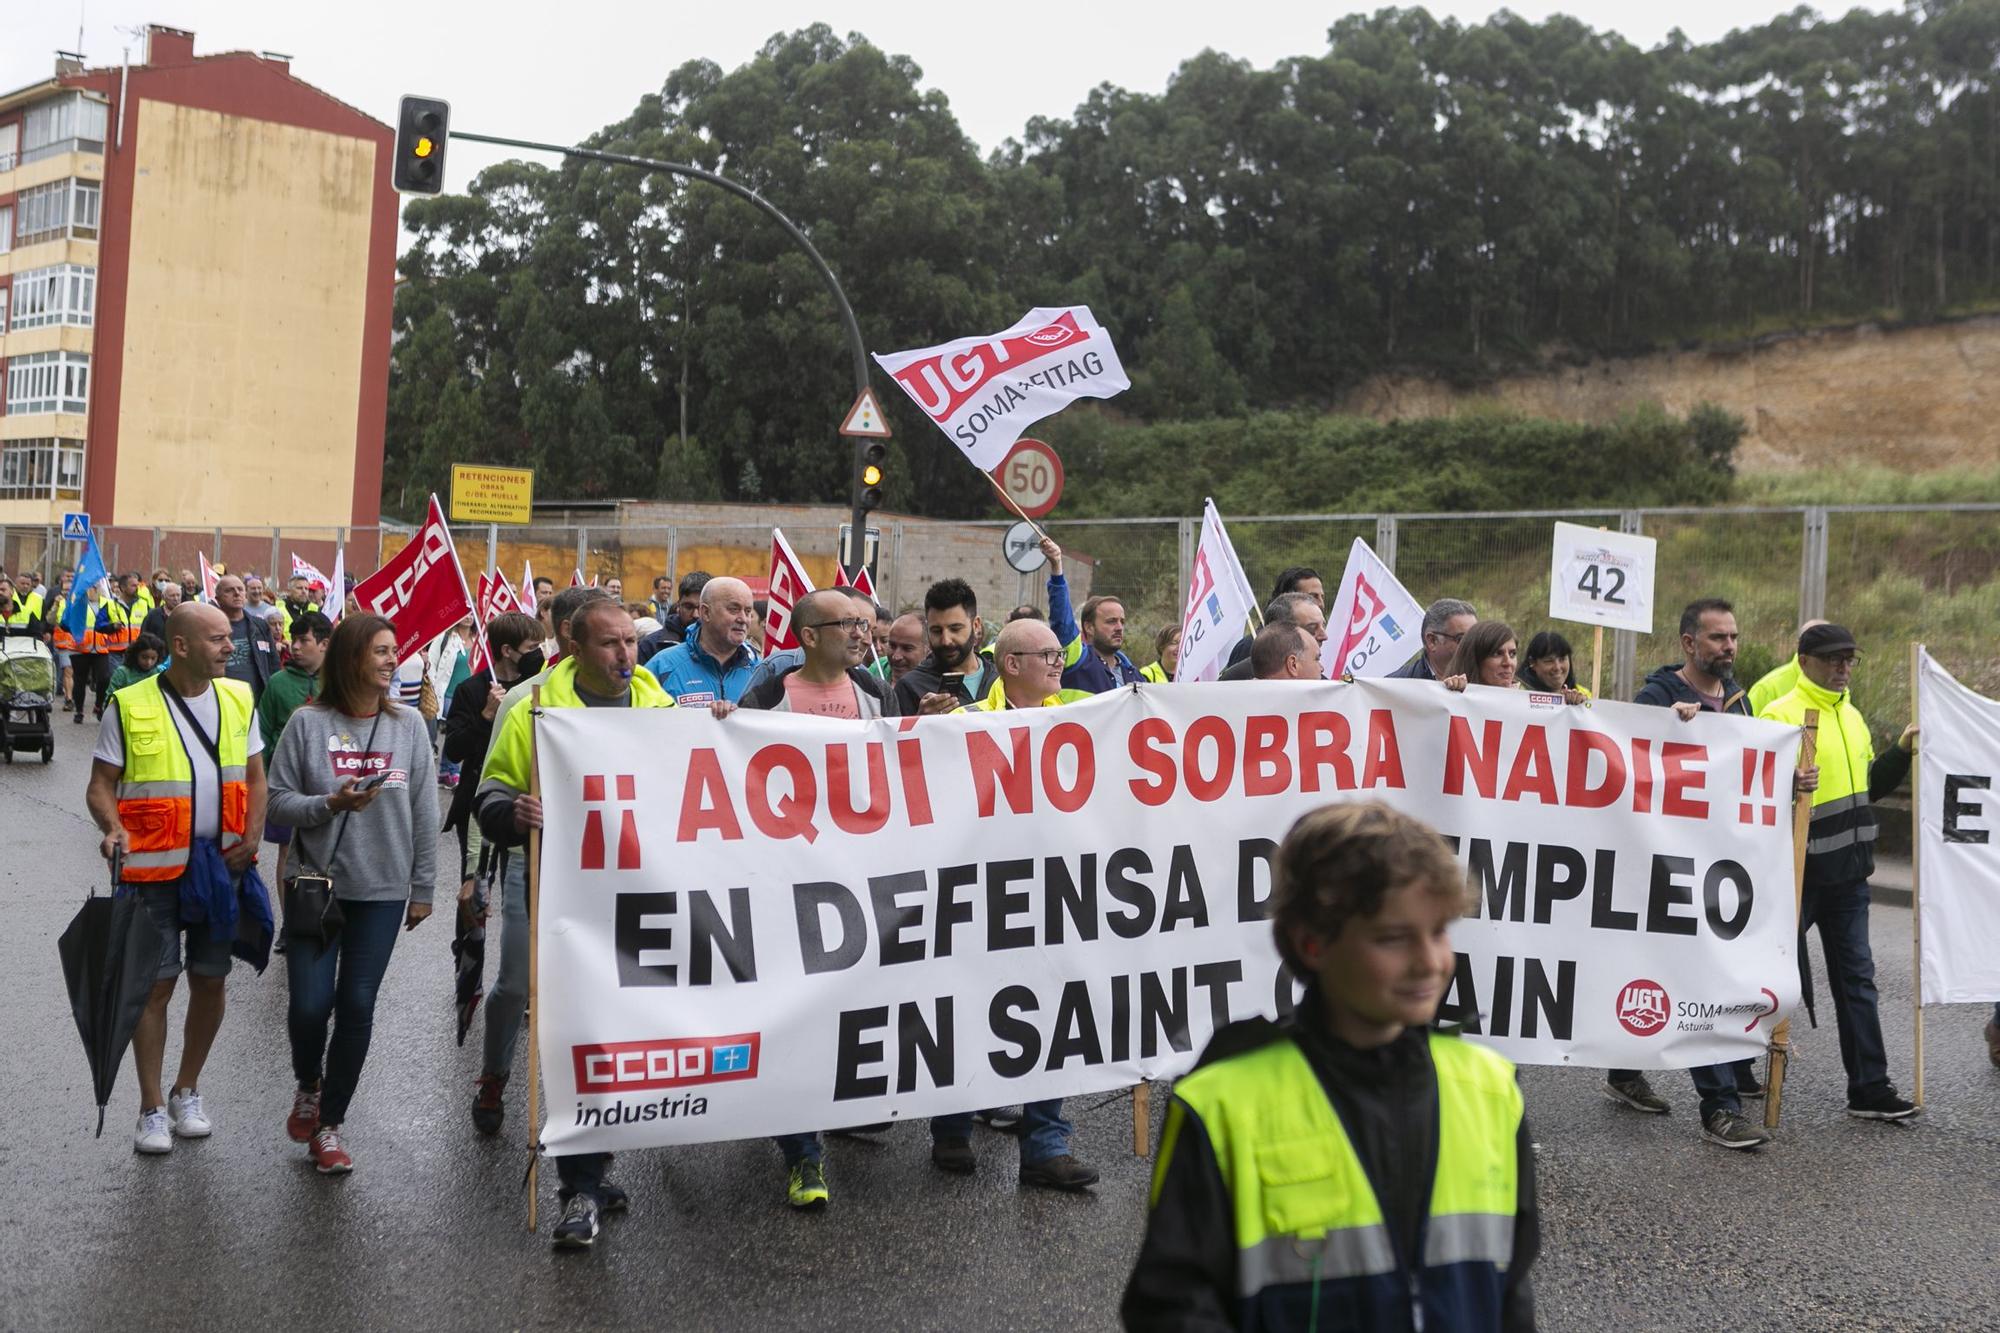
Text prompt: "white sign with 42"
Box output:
[[1548, 521, 1656, 634]]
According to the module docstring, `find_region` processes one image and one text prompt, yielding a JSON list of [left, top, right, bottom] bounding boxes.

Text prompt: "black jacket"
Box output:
[[225, 609, 280, 698], [740, 659, 889, 715], [889, 651, 995, 716], [1631, 662, 1751, 715], [636, 621, 686, 664], [442, 654, 542, 833], [1387, 652, 1438, 681], [1123, 997, 1539, 1332]]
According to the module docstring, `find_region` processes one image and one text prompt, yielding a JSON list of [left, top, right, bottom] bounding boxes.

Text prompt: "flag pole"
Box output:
[[1590, 624, 1605, 700], [525, 684, 543, 1231], [1909, 641, 1924, 1108], [984, 469, 1051, 543], [1765, 709, 1819, 1131]]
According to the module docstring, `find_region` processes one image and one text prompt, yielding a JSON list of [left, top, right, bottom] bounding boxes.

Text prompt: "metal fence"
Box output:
[[6, 503, 1993, 742]]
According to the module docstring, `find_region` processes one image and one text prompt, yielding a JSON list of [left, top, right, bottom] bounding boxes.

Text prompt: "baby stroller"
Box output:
[[0, 630, 57, 763]]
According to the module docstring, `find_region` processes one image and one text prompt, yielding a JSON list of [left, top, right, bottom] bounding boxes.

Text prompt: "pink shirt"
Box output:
[[783, 673, 861, 719]]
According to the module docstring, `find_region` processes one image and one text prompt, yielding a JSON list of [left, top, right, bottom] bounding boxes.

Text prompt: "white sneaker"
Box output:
[[168, 1089, 212, 1138], [134, 1108, 172, 1155]]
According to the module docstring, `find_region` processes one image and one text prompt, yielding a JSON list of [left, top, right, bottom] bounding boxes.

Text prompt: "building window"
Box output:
[[0, 439, 85, 500], [9, 265, 95, 330], [0, 288, 8, 332], [0, 121, 17, 171], [21, 94, 108, 164], [0, 206, 11, 254], [5, 351, 89, 415], [14, 180, 100, 246]]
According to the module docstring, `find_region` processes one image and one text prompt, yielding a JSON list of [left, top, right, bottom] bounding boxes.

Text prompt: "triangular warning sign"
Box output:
[[840, 387, 892, 438]]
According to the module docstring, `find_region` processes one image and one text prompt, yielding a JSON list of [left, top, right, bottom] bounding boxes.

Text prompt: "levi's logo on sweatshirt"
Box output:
[[326, 733, 407, 788]]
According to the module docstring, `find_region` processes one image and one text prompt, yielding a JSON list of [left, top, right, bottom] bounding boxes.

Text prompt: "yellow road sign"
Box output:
[[449, 464, 535, 525]]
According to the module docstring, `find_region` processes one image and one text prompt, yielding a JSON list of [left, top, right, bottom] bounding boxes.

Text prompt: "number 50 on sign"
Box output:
[[1548, 521, 1655, 634]]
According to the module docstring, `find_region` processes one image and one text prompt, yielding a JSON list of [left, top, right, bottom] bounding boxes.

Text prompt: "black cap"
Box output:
[[1799, 623, 1860, 658]]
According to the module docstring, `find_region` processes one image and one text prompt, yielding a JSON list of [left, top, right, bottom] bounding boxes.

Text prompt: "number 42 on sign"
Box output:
[[1548, 521, 1655, 635]]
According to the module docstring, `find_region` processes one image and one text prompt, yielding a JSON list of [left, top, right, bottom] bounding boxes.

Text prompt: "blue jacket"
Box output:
[[644, 635, 761, 707], [1049, 574, 1143, 694], [742, 646, 805, 695]]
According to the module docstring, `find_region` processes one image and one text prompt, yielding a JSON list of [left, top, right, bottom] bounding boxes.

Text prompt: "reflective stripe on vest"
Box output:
[[114, 675, 255, 882], [1172, 1031, 1520, 1318]]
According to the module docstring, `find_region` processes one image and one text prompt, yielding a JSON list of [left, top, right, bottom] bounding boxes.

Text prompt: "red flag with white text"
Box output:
[[350, 495, 475, 664], [765, 529, 817, 652]]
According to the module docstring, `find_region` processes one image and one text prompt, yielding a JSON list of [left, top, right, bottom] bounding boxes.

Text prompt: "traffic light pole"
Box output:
[[449, 130, 876, 575]]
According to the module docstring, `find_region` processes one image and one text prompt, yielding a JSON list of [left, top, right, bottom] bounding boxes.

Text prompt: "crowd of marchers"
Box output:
[[58, 533, 1981, 1333]]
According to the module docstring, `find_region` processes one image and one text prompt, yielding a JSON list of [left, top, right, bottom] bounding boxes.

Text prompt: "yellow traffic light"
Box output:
[[414, 136, 436, 158], [862, 464, 883, 487]]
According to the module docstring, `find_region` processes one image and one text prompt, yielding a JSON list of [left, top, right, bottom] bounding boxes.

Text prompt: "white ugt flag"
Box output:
[[1174, 500, 1258, 683], [1915, 648, 2000, 1002], [1323, 538, 1426, 680], [874, 306, 1130, 471]]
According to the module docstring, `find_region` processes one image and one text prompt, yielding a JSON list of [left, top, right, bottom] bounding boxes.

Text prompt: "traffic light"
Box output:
[[856, 439, 887, 513], [393, 95, 451, 194]]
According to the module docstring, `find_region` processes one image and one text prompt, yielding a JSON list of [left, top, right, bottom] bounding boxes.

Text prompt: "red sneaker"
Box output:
[[286, 1087, 321, 1143], [309, 1126, 352, 1175]]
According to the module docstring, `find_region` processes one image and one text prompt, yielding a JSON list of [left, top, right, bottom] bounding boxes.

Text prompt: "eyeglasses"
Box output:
[[1009, 649, 1064, 666], [1432, 630, 1465, 645], [802, 617, 869, 633]]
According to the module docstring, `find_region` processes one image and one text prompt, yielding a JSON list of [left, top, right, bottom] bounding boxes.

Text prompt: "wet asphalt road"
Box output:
[[2, 731, 1996, 1332]]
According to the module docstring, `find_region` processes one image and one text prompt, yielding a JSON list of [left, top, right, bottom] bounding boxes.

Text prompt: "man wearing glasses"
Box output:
[[926, 616, 1100, 1190], [1388, 598, 1478, 682], [737, 588, 889, 721], [1758, 623, 1920, 1121]]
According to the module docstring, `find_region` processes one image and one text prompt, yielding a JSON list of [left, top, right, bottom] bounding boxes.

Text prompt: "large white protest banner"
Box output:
[[875, 307, 1130, 471], [1915, 648, 2000, 1002], [1323, 538, 1425, 680], [533, 681, 1803, 1153], [1174, 500, 1258, 684]]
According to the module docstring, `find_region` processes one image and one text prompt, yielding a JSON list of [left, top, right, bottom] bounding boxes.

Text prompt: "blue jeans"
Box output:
[[775, 1132, 821, 1166], [1799, 878, 1891, 1100], [932, 1100, 1071, 1164], [286, 899, 403, 1126], [482, 854, 529, 1078], [1608, 1060, 1754, 1118]]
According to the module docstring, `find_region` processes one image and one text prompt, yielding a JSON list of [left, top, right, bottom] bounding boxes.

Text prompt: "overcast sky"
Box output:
[[11, 1, 1886, 200]]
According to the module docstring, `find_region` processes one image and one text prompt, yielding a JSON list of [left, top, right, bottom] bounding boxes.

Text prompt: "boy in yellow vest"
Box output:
[[1125, 802, 1539, 1332]]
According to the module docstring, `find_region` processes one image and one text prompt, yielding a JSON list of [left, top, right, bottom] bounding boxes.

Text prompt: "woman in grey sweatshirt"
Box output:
[[266, 613, 438, 1176]]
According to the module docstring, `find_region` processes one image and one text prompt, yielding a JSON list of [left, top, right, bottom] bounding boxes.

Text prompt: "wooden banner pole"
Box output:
[[1132, 1083, 1150, 1157], [1910, 641, 1925, 1108], [1589, 624, 1605, 700], [984, 469, 1050, 543], [525, 684, 543, 1231], [1766, 708, 1819, 1131]]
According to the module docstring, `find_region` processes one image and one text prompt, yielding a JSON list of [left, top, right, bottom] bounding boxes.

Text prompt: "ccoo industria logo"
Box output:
[[572, 1033, 762, 1092]]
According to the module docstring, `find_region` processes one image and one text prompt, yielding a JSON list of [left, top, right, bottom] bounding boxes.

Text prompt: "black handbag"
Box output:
[[284, 711, 382, 948]]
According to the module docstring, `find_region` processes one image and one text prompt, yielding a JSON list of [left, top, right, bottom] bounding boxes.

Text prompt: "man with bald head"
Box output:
[[926, 614, 1100, 1190], [1251, 622, 1323, 681], [210, 573, 280, 701], [86, 600, 268, 1156], [644, 574, 761, 707], [884, 612, 926, 687]]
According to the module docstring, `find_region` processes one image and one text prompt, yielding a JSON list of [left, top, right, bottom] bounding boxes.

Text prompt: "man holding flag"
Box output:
[[61, 530, 126, 723]]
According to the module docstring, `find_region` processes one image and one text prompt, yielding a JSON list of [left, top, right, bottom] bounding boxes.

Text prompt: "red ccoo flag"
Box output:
[[350, 495, 475, 664], [764, 528, 816, 652]]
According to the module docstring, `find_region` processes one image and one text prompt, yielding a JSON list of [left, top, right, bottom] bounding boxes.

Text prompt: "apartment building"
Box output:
[[0, 25, 397, 537]]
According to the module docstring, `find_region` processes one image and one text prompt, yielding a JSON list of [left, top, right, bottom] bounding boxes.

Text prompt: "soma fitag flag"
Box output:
[[875, 307, 1129, 471]]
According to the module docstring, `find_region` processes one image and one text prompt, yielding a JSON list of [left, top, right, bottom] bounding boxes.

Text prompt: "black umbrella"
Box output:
[[451, 847, 493, 1046], [58, 855, 165, 1137]]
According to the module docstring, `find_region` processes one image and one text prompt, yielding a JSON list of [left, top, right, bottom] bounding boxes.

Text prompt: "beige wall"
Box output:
[[111, 99, 375, 526]]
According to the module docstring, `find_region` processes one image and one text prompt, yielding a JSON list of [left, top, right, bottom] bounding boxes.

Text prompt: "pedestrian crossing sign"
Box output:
[[62, 512, 89, 541]]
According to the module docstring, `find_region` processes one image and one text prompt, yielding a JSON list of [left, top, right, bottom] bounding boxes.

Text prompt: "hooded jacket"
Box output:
[[1631, 662, 1751, 716]]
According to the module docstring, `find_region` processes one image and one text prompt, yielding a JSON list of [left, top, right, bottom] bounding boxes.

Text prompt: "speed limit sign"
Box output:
[[994, 438, 1064, 519]]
